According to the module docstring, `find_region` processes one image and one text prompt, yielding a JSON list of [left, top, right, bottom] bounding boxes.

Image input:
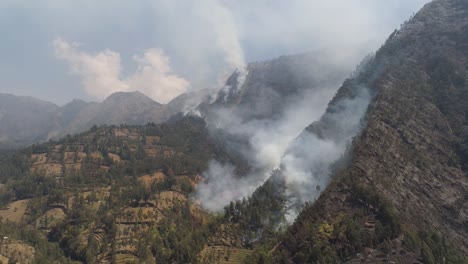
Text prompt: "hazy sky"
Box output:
[[0, 0, 429, 105]]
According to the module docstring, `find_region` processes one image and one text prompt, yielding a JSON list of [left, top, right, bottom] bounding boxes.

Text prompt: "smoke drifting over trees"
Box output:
[[194, 53, 372, 218]]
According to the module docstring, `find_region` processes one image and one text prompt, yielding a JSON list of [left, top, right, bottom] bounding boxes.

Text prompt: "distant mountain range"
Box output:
[[0, 91, 196, 148]]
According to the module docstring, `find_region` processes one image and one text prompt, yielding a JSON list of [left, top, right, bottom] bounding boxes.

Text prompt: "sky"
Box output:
[[0, 0, 429, 105]]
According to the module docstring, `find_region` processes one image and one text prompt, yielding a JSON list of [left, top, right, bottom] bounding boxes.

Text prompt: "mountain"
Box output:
[[0, 91, 188, 148], [268, 0, 468, 262], [0, 51, 350, 150], [0, 53, 353, 262], [0, 93, 59, 147], [195, 51, 352, 176], [59, 91, 164, 135], [201, 52, 350, 123], [1, 0, 468, 262]]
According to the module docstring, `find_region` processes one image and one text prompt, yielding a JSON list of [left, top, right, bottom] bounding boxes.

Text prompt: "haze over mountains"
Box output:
[[0, 0, 467, 263], [0, 91, 188, 148], [0, 51, 351, 149]]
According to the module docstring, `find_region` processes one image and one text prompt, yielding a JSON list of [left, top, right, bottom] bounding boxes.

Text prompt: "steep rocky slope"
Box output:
[[274, 0, 468, 262]]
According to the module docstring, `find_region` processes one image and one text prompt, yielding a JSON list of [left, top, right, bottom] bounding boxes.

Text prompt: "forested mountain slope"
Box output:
[[271, 0, 468, 263], [0, 117, 248, 263]]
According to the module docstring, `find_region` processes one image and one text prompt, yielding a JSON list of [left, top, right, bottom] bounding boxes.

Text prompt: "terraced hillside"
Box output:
[[0, 116, 250, 263]]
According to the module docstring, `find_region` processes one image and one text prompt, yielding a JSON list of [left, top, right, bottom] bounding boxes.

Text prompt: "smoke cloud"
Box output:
[[194, 0, 245, 71], [281, 87, 371, 222], [194, 54, 372, 220], [196, 161, 261, 211], [53, 37, 190, 104], [195, 81, 341, 211]]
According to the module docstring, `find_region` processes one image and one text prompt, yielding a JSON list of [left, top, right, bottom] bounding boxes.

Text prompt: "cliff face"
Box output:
[[277, 0, 468, 262]]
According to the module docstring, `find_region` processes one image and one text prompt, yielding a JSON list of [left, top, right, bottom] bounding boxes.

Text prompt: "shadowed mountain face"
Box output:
[[202, 52, 350, 123], [274, 0, 468, 262], [58, 91, 164, 136], [0, 93, 59, 147]]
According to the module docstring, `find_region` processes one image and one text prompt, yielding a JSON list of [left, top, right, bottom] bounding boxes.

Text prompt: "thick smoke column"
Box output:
[[195, 0, 246, 72], [195, 54, 373, 222], [281, 87, 371, 222], [194, 69, 344, 211]]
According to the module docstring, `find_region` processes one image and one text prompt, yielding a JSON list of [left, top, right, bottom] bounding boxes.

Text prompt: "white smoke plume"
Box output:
[[53, 37, 190, 104], [196, 86, 371, 214], [194, 0, 245, 72], [195, 85, 340, 211], [196, 160, 262, 211], [281, 87, 371, 222]]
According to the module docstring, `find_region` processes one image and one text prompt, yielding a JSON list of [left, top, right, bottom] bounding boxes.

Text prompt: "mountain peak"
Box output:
[[103, 91, 159, 105]]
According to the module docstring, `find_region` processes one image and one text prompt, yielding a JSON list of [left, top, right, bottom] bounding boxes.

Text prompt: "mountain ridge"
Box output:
[[0, 91, 180, 148], [0, 51, 351, 149]]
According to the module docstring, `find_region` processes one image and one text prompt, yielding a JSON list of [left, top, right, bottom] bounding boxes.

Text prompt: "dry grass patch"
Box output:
[[114, 223, 152, 257], [34, 208, 66, 229], [31, 153, 47, 165], [145, 136, 160, 145], [76, 152, 87, 162], [199, 246, 252, 264], [189, 203, 210, 225], [114, 253, 139, 264], [63, 151, 86, 163], [81, 188, 110, 200], [108, 153, 121, 162], [65, 163, 82, 173], [90, 152, 103, 160], [0, 240, 35, 264], [155, 191, 187, 211], [116, 207, 159, 224], [163, 149, 174, 158], [100, 165, 110, 172], [53, 145, 63, 152], [176, 175, 199, 189], [0, 254, 8, 263], [63, 152, 75, 163], [138, 172, 166, 188], [31, 163, 63, 177], [144, 148, 158, 158], [0, 199, 30, 224]]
